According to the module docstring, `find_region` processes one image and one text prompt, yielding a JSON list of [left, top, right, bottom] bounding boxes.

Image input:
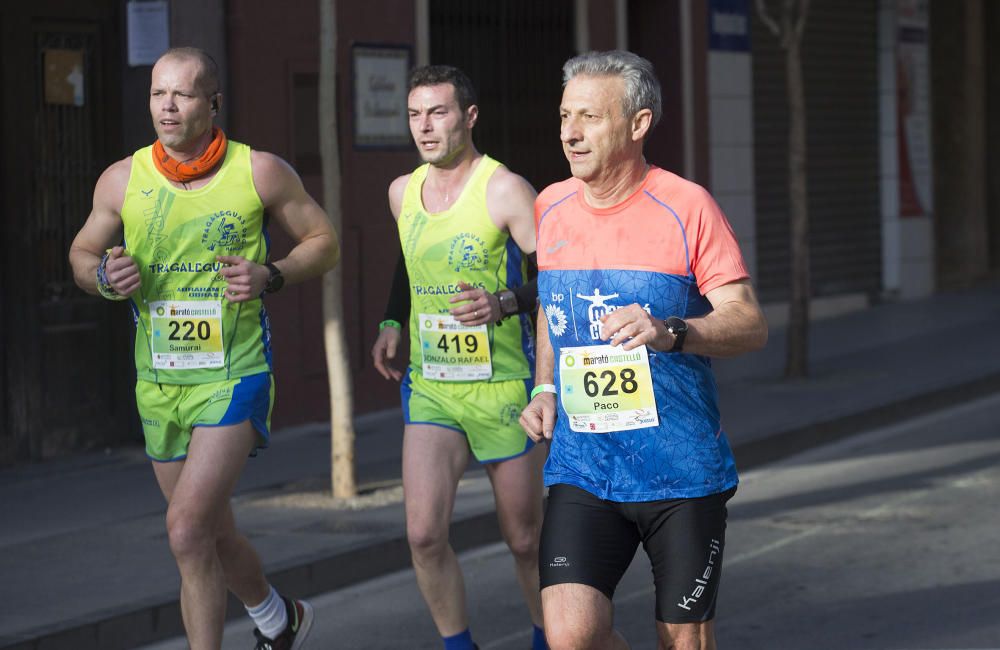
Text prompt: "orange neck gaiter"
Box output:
[[152, 127, 228, 183]]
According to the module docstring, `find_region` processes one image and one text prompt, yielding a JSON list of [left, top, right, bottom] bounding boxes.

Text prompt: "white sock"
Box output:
[[246, 585, 288, 639]]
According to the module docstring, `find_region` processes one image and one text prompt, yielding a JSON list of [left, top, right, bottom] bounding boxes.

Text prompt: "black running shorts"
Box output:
[[539, 483, 736, 623]]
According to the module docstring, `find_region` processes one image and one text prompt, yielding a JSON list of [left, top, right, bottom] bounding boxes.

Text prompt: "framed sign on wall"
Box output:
[[352, 44, 412, 149]]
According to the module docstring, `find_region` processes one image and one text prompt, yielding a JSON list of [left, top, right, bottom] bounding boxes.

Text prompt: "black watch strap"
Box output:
[[264, 262, 284, 293], [665, 316, 688, 352], [496, 289, 519, 318]]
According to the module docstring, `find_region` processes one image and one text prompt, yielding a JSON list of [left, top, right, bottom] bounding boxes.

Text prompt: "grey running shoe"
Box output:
[[252, 597, 314, 650]]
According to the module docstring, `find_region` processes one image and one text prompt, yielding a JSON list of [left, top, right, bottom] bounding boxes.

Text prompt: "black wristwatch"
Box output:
[[264, 262, 285, 293], [664, 316, 688, 352], [496, 289, 519, 319]]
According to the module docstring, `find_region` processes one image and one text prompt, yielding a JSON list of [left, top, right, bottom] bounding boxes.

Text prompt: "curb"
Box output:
[[0, 510, 501, 650], [733, 372, 1000, 469], [5, 372, 999, 650]]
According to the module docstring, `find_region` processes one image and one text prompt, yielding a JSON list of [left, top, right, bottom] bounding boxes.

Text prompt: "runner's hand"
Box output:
[[104, 246, 141, 297], [520, 392, 556, 442], [450, 281, 500, 326], [372, 326, 403, 381], [600, 303, 669, 351], [217, 255, 267, 302]]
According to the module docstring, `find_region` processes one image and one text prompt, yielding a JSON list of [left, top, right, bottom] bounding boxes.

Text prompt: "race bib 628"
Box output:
[[559, 344, 659, 433]]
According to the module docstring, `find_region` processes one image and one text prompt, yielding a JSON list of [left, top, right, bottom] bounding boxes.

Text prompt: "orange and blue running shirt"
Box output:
[[535, 166, 747, 501]]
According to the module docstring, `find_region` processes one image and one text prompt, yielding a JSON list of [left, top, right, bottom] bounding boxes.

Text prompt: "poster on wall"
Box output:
[[127, 0, 169, 67], [896, 0, 932, 217], [353, 45, 411, 149], [44, 49, 85, 106]]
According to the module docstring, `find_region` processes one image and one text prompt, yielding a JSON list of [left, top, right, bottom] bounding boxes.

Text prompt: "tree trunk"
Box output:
[[758, 0, 812, 378], [319, 0, 357, 498], [785, 33, 810, 378]]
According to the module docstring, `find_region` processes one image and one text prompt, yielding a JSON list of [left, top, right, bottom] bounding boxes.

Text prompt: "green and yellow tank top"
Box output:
[[398, 155, 534, 383], [121, 140, 272, 385]]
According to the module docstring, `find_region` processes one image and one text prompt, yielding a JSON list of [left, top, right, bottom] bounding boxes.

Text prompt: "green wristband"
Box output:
[[379, 319, 402, 331], [530, 384, 557, 399]]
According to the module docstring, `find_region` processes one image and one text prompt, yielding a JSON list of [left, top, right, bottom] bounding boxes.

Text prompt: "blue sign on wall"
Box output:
[[709, 0, 751, 52]]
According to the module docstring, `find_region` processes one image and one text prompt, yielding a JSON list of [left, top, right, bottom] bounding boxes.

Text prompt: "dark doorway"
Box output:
[[429, 0, 576, 192], [1, 2, 135, 463]]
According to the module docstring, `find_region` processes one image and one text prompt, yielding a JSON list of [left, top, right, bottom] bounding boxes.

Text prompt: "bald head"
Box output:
[[157, 47, 219, 98]]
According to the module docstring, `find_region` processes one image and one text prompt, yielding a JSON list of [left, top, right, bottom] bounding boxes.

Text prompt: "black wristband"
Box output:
[[511, 252, 539, 314], [509, 278, 538, 314], [383, 249, 411, 325], [494, 252, 538, 324]]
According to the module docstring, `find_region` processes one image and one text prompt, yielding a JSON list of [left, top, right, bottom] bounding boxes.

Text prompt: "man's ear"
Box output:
[[631, 108, 652, 142], [466, 104, 479, 130]]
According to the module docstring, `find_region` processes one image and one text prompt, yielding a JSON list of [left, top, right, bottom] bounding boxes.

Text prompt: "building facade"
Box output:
[[1, 0, 998, 462]]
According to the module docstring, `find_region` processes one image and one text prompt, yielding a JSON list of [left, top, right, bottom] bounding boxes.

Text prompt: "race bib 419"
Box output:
[[419, 313, 492, 381]]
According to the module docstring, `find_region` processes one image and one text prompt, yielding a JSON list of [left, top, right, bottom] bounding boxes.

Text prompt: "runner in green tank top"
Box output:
[[397, 154, 533, 382], [369, 65, 549, 650], [122, 138, 271, 385], [68, 48, 338, 650]]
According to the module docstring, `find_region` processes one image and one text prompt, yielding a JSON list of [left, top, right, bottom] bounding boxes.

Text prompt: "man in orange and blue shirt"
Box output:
[[521, 50, 768, 650]]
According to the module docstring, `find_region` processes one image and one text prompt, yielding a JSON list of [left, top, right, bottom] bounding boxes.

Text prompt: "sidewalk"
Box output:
[[2, 280, 999, 650]]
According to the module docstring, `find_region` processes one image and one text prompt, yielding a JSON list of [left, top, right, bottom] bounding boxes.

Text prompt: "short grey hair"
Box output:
[[562, 50, 662, 130]]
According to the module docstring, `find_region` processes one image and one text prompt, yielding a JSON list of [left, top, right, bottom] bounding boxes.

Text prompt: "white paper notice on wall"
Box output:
[[127, 0, 170, 67], [352, 46, 411, 148]]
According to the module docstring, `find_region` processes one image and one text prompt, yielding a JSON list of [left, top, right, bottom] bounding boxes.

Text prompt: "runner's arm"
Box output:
[[371, 174, 410, 381], [452, 165, 538, 325], [494, 167, 538, 314], [382, 249, 411, 325], [678, 279, 768, 357], [69, 159, 137, 296], [602, 279, 767, 356], [520, 305, 556, 442], [250, 151, 339, 289], [486, 166, 536, 254], [506, 252, 538, 315]]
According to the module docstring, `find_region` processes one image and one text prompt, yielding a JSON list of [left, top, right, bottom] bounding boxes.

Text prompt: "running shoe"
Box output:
[[252, 597, 314, 650]]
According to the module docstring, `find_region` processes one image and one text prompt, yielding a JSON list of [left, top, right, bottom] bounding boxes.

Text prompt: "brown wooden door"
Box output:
[[1, 2, 135, 463]]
